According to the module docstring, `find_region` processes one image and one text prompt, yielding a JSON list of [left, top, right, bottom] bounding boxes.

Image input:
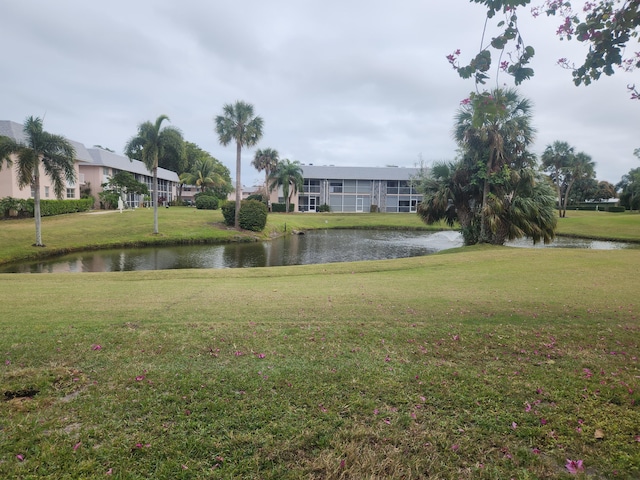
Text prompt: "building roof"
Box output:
[[300, 164, 421, 181], [87, 148, 180, 182], [0, 120, 93, 163]]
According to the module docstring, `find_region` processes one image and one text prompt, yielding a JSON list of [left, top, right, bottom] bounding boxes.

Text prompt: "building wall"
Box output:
[[296, 178, 421, 213], [0, 155, 81, 200]]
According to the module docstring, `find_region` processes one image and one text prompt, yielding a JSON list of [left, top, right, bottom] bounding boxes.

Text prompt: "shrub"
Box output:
[[271, 203, 294, 213], [239, 199, 268, 231], [247, 194, 267, 204], [0, 197, 29, 218], [221, 201, 235, 226], [36, 199, 93, 216], [221, 200, 268, 231], [607, 206, 626, 213], [195, 196, 218, 210], [318, 204, 331, 212]]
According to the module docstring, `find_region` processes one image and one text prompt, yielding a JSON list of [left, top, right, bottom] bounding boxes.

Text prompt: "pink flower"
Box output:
[[373, 409, 379, 415], [91, 344, 102, 351], [106, 468, 113, 475], [532, 448, 541, 454], [16, 454, 24, 462], [135, 375, 145, 381], [234, 351, 244, 356], [5, 360, 10, 365], [182, 465, 188, 470], [511, 422, 517, 430], [256, 353, 266, 359], [73, 442, 81, 451], [566, 459, 584, 474], [460, 98, 471, 105], [540, 418, 548, 425], [383, 418, 391, 425], [451, 444, 459, 452], [525, 402, 532, 412]]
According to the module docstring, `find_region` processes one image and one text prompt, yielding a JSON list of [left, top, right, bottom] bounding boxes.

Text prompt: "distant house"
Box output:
[[0, 120, 92, 200], [0, 119, 180, 208], [266, 165, 423, 213]]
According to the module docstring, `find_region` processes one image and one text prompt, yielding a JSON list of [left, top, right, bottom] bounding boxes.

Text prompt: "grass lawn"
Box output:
[[0, 209, 639, 478]]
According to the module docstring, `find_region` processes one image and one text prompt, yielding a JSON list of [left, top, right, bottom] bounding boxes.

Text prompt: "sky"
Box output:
[[2, 0, 638, 186]]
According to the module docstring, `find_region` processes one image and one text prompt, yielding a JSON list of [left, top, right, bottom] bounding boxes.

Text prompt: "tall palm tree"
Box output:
[[252, 148, 279, 197], [541, 141, 575, 217], [125, 115, 185, 234], [454, 88, 535, 243], [268, 159, 304, 213], [0, 116, 76, 246], [215, 101, 264, 228]]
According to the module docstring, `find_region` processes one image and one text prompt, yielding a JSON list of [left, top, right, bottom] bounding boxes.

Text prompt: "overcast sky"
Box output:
[[3, 0, 638, 186]]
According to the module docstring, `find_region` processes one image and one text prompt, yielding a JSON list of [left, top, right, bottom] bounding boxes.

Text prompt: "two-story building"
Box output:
[[267, 165, 423, 213], [0, 120, 180, 208]]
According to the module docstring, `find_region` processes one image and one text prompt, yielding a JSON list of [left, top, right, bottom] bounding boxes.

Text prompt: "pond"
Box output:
[[0, 230, 634, 274]]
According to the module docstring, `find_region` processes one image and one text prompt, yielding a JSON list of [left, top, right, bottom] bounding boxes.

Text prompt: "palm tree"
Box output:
[[268, 159, 304, 213], [124, 115, 185, 234], [454, 88, 535, 242], [541, 141, 575, 217], [215, 101, 264, 228], [560, 152, 595, 217], [182, 158, 225, 193], [0, 116, 76, 246], [252, 148, 279, 198], [416, 160, 479, 244]]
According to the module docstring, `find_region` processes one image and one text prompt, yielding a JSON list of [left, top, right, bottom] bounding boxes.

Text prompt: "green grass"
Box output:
[[1, 209, 639, 478], [1, 247, 639, 479], [554, 210, 640, 241]]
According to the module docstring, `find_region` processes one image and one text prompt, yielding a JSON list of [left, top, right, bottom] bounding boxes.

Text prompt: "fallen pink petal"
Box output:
[[91, 344, 102, 351], [135, 375, 145, 382], [451, 444, 459, 451], [105, 468, 113, 475], [566, 459, 584, 474], [73, 442, 81, 451], [16, 454, 24, 462]]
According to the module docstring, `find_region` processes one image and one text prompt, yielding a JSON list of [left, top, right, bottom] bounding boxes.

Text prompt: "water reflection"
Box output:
[[0, 230, 633, 274]]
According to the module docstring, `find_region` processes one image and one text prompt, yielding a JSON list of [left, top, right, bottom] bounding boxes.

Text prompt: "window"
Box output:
[[386, 181, 398, 195], [305, 179, 320, 193], [45, 186, 50, 198], [103, 167, 110, 175], [66, 188, 75, 199], [329, 181, 343, 193]]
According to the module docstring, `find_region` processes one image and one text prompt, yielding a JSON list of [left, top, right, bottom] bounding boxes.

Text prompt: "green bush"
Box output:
[[36, 199, 93, 216], [318, 204, 331, 212], [607, 206, 626, 213], [221, 200, 268, 231], [221, 201, 235, 226], [195, 196, 218, 210], [1, 198, 92, 218], [239, 199, 268, 231], [271, 203, 294, 213], [0, 197, 29, 218], [247, 194, 267, 204]]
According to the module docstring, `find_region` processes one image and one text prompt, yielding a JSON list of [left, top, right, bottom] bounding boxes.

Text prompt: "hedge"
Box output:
[[1, 197, 92, 218], [271, 203, 295, 213]]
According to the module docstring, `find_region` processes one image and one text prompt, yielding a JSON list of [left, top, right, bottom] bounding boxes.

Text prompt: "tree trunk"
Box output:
[[33, 164, 43, 246], [153, 165, 159, 234], [235, 141, 241, 228], [562, 178, 576, 218], [479, 178, 490, 243], [555, 173, 564, 218]]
